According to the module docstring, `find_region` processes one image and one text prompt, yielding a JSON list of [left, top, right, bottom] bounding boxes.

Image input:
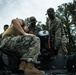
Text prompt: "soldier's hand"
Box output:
[[24, 33, 35, 37]]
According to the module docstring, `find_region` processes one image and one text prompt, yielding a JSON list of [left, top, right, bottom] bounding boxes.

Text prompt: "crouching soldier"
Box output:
[[1, 18, 45, 75]]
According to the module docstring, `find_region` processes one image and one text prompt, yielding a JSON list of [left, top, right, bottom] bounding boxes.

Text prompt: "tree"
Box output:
[[56, 2, 76, 53]]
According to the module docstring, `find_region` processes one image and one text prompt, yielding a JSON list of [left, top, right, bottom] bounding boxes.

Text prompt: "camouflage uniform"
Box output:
[[28, 16, 41, 36], [28, 26, 41, 36], [1, 35, 40, 63], [48, 17, 67, 54]]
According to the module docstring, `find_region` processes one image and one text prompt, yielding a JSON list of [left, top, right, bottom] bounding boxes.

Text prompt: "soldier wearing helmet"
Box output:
[[46, 7, 68, 55], [28, 16, 41, 36]]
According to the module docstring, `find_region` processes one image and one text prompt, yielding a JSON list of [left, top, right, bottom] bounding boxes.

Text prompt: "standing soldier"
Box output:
[[46, 7, 68, 55], [28, 16, 41, 36]]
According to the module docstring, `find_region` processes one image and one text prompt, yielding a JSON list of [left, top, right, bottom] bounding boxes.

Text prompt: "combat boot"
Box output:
[[18, 61, 27, 75], [19, 61, 27, 71], [24, 62, 45, 75]]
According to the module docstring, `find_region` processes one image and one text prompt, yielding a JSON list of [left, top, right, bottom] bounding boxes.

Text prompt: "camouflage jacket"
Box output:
[[28, 25, 41, 36], [48, 17, 67, 49]]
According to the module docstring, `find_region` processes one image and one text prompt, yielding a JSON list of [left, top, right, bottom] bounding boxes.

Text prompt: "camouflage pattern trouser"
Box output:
[[1, 35, 40, 63], [57, 43, 68, 55]]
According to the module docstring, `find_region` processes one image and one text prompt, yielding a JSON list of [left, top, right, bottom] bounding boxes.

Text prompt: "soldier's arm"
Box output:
[[12, 19, 35, 37], [12, 19, 26, 35], [54, 21, 62, 49]]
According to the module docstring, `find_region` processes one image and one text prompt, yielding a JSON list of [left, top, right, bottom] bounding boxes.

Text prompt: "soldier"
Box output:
[[0, 24, 9, 44], [28, 16, 41, 36], [0, 24, 9, 38], [46, 7, 68, 55], [1, 18, 45, 75], [3, 24, 9, 31]]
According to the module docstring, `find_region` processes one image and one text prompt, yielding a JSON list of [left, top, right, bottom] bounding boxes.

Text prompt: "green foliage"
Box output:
[[55, 1, 76, 53]]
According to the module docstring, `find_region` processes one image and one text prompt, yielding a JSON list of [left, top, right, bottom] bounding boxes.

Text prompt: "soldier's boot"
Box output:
[[18, 61, 27, 75], [25, 62, 45, 75]]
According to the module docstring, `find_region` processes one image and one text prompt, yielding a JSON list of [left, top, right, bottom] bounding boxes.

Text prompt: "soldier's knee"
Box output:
[[33, 36, 40, 42]]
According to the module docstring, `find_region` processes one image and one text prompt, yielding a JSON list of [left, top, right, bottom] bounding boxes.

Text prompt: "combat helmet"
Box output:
[[30, 16, 37, 23], [46, 8, 55, 15]]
